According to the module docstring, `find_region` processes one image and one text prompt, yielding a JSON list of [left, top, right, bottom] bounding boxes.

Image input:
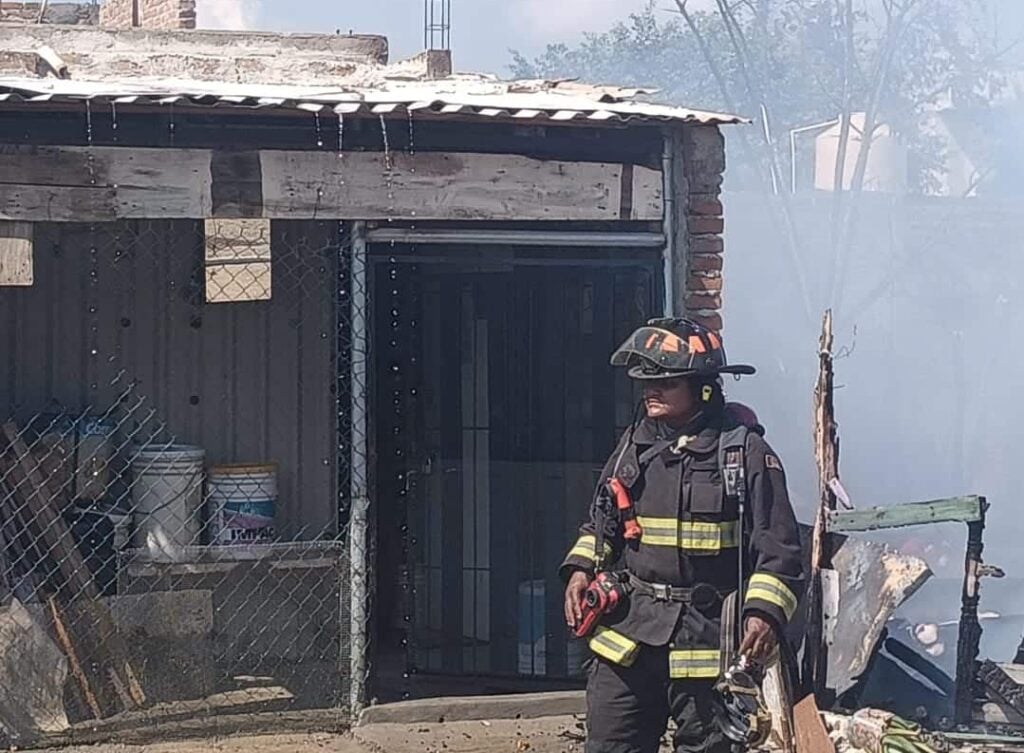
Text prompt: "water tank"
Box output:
[[814, 113, 907, 194]]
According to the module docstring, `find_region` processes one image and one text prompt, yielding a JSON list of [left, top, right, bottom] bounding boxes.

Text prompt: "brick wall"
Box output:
[[0, 2, 98, 23], [100, 0, 196, 29], [681, 126, 727, 333]]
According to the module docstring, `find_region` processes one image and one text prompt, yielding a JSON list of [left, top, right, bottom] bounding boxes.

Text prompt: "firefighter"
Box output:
[[561, 317, 804, 753]]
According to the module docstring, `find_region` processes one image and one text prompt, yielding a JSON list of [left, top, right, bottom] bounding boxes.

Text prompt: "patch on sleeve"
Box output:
[[765, 454, 783, 471], [619, 462, 639, 487]]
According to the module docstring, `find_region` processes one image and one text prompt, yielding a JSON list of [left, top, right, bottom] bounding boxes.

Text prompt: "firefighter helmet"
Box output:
[[610, 317, 755, 380]]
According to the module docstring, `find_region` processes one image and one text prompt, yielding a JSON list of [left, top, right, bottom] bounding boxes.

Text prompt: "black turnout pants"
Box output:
[[585, 646, 731, 753]]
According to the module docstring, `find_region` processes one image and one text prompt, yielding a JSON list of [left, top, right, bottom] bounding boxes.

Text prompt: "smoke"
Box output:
[[514, 0, 648, 39], [196, 0, 261, 30]]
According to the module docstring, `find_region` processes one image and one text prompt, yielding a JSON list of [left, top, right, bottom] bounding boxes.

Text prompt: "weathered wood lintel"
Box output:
[[0, 145, 664, 223], [826, 495, 986, 533]]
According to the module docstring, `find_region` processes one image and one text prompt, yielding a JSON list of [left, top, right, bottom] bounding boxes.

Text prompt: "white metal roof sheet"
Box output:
[[0, 74, 747, 126]]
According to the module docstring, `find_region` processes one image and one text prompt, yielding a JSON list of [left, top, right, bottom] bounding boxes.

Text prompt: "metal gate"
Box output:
[[369, 242, 661, 697]]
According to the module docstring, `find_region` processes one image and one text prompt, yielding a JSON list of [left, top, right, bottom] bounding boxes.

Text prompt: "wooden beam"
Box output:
[[0, 145, 212, 220], [825, 496, 986, 533], [260, 151, 663, 221], [0, 145, 663, 222], [1, 422, 97, 600], [0, 220, 33, 285]]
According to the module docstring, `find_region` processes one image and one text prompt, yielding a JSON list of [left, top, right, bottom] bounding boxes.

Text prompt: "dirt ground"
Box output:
[[39, 716, 587, 753]]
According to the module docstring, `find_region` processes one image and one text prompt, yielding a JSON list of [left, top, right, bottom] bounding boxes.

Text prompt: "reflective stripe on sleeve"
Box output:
[[567, 534, 612, 564], [745, 572, 799, 621]]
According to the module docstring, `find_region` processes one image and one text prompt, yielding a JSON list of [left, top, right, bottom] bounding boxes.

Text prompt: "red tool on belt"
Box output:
[[607, 477, 642, 540], [574, 571, 628, 639]]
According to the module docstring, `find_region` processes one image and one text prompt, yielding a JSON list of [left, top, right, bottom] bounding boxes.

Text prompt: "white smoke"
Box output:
[[512, 0, 717, 43], [196, 0, 261, 30]]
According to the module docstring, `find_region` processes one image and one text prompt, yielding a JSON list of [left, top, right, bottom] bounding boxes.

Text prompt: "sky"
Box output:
[[196, 0, 708, 75]]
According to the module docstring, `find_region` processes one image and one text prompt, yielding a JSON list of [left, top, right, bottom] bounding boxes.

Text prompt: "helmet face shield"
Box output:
[[610, 322, 755, 379], [610, 326, 702, 373]]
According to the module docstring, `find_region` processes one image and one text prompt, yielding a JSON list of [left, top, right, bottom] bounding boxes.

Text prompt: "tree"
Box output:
[[510, 0, 1009, 326]]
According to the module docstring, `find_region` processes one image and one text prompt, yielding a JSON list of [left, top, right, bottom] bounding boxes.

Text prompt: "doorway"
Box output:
[[372, 247, 661, 699]]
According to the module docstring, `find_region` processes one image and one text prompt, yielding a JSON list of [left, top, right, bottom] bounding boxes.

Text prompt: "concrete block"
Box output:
[[106, 589, 213, 638], [357, 691, 586, 726]]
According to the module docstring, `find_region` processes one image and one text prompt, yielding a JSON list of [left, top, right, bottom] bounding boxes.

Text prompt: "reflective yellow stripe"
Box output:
[[567, 534, 612, 564], [668, 649, 721, 679], [745, 572, 799, 621], [636, 516, 740, 552], [588, 627, 639, 667]]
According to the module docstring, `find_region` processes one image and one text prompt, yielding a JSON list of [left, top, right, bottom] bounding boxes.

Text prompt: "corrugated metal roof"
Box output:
[[0, 74, 747, 125]]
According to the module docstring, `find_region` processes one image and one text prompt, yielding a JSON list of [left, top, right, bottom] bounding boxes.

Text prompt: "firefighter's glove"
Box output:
[[564, 570, 592, 629], [739, 614, 777, 662]]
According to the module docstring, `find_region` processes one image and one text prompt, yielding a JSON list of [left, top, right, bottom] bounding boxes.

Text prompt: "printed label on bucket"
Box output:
[[213, 501, 275, 544]]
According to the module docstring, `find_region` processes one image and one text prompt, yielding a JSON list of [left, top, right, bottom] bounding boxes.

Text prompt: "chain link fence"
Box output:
[[0, 217, 369, 745]]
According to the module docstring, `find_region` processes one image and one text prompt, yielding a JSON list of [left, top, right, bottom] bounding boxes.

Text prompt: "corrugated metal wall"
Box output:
[[0, 220, 339, 538]]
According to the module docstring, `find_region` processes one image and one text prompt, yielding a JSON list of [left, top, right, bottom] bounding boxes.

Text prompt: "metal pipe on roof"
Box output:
[[661, 127, 677, 316], [789, 118, 840, 193], [365, 228, 665, 247]]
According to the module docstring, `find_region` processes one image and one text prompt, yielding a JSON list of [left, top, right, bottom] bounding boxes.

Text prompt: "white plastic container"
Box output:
[[130, 444, 205, 561], [207, 464, 277, 545]]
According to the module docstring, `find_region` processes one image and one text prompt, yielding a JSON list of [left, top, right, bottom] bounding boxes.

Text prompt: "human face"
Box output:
[[642, 378, 697, 426]]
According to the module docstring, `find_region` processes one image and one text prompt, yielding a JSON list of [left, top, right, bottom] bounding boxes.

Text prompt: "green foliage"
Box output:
[[510, 0, 1007, 193]]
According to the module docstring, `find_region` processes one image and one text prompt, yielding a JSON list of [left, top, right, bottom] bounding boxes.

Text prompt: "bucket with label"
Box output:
[[130, 444, 205, 561], [207, 464, 277, 545]]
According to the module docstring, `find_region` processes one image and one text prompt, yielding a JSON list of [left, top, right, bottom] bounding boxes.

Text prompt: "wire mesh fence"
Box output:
[[0, 217, 368, 745]]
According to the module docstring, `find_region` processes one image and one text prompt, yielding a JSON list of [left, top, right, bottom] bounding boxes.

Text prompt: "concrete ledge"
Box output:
[[0, 24, 389, 64], [357, 691, 586, 726]]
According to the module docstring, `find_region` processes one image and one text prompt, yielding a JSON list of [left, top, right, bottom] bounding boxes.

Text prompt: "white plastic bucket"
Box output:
[[130, 445, 205, 561], [207, 464, 277, 545]]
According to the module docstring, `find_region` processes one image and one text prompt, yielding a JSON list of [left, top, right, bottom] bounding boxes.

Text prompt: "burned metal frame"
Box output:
[[826, 495, 989, 725]]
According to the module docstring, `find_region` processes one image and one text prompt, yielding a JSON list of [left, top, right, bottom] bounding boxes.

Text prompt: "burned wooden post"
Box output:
[[955, 505, 988, 725], [804, 310, 839, 700]]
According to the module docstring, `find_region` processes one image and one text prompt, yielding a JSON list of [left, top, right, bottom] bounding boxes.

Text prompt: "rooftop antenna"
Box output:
[[424, 0, 451, 50]]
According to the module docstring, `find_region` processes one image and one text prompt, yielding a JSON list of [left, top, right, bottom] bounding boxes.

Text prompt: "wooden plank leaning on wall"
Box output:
[[0, 145, 664, 222]]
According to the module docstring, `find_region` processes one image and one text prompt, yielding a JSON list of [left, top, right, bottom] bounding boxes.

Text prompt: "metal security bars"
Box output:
[[0, 218, 367, 745]]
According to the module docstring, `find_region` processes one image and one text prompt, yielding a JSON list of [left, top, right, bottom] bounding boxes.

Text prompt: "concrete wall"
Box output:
[[100, 0, 196, 29], [0, 24, 391, 83]]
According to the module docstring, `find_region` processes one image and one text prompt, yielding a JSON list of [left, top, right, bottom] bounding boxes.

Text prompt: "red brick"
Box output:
[[689, 216, 724, 234], [685, 292, 722, 310], [689, 235, 724, 254], [687, 273, 723, 293], [689, 254, 723, 273], [687, 311, 723, 332], [689, 199, 724, 216]]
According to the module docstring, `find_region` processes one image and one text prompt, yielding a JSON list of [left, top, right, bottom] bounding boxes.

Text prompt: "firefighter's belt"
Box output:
[[628, 574, 723, 608], [635, 516, 740, 551]]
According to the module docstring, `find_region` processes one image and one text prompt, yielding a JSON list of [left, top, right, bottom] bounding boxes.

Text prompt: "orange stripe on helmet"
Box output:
[[660, 334, 682, 353], [645, 333, 659, 350], [707, 332, 721, 349], [687, 335, 707, 353]]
